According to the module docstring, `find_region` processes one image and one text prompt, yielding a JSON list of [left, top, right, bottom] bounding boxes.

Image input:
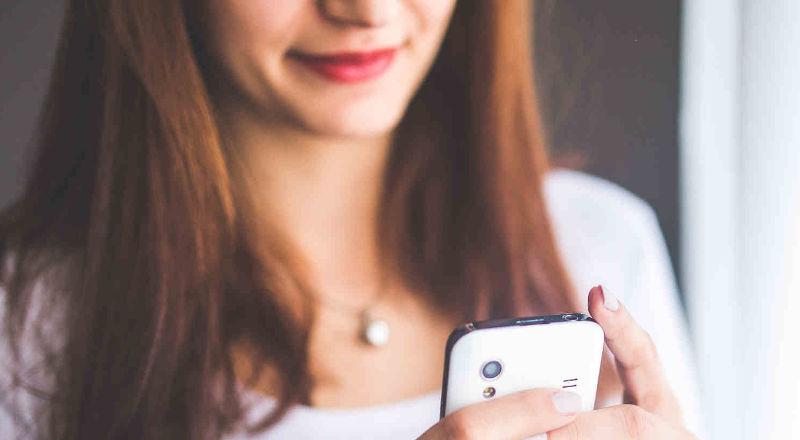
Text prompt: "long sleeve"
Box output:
[[622, 203, 703, 436], [0, 280, 60, 440], [545, 169, 704, 437]]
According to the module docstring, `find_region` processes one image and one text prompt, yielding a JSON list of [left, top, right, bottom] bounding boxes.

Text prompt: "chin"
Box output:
[[298, 101, 408, 139]]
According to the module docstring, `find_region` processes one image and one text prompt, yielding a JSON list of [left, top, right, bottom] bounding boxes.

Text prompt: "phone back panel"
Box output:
[[441, 317, 604, 417]]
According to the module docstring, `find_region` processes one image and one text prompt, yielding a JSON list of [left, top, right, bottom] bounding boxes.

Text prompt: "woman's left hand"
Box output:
[[548, 286, 698, 440]]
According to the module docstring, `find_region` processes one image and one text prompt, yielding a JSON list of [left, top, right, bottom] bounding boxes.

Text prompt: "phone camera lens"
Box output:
[[481, 360, 503, 380]]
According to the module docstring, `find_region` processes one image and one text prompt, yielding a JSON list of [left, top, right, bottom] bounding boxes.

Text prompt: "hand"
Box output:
[[419, 286, 698, 439], [547, 285, 697, 440], [418, 387, 582, 439]]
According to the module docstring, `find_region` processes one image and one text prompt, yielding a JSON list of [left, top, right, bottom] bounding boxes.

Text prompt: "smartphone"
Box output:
[[440, 313, 604, 418]]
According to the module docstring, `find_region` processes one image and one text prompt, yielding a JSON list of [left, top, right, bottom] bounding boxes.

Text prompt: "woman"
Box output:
[[0, 0, 700, 438]]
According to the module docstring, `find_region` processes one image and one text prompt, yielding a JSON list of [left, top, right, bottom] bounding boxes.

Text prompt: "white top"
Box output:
[[0, 170, 702, 438]]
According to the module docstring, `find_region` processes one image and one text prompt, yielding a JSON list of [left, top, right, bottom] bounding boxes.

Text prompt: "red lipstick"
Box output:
[[289, 48, 397, 83]]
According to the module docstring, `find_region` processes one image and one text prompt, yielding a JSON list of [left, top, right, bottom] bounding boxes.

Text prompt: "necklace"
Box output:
[[317, 287, 390, 348], [359, 308, 391, 347]]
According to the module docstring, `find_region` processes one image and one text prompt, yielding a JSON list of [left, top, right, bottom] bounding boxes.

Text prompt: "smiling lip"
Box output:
[[288, 48, 397, 83]]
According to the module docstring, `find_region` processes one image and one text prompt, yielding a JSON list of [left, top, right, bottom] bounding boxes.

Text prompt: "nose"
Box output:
[[318, 0, 400, 27]]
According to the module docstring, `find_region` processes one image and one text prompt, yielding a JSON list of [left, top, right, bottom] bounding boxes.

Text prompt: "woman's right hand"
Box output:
[[418, 388, 581, 439]]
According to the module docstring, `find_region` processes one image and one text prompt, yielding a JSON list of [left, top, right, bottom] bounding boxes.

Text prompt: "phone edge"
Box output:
[[438, 313, 596, 419]]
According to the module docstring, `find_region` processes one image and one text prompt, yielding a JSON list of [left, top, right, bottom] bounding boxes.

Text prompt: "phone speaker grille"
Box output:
[[562, 378, 578, 389]]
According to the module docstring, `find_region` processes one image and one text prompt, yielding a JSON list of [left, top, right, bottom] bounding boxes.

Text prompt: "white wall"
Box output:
[[681, 0, 800, 438], [776, 213, 800, 437], [739, 1, 800, 437]]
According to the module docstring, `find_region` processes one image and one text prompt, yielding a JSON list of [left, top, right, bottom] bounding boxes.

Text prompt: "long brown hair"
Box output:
[[0, 1, 600, 438]]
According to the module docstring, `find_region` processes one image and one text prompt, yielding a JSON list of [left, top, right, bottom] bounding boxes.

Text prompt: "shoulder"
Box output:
[[0, 254, 66, 437], [543, 168, 660, 235], [544, 171, 702, 434], [542, 169, 669, 305]]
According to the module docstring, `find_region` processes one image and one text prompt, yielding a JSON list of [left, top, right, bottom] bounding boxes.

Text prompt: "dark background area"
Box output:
[[0, 1, 683, 292], [0, 1, 64, 209], [535, 1, 683, 289]]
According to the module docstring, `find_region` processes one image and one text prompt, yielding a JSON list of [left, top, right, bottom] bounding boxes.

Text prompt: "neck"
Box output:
[[223, 106, 394, 302]]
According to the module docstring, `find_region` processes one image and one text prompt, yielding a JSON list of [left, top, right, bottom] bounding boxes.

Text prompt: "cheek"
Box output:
[[203, 0, 306, 60], [405, 0, 457, 71], [412, 0, 458, 36]]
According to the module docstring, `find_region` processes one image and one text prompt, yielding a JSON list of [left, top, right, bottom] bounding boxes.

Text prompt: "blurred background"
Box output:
[[1, 1, 799, 438]]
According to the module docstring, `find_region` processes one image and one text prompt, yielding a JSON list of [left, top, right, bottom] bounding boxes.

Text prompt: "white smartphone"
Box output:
[[440, 313, 604, 418]]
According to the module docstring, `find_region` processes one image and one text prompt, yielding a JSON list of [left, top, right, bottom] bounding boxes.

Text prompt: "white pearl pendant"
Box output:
[[361, 311, 390, 347]]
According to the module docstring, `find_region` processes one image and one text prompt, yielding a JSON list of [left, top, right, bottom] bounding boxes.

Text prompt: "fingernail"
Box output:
[[597, 285, 619, 311], [552, 391, 582, 414]]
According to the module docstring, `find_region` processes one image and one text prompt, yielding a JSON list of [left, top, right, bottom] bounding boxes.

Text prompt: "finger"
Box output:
[[587, 286, 682, 423], [548, 405, 697, 440], [594, 347, 623, 409], [419, 389, 580, 440]]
